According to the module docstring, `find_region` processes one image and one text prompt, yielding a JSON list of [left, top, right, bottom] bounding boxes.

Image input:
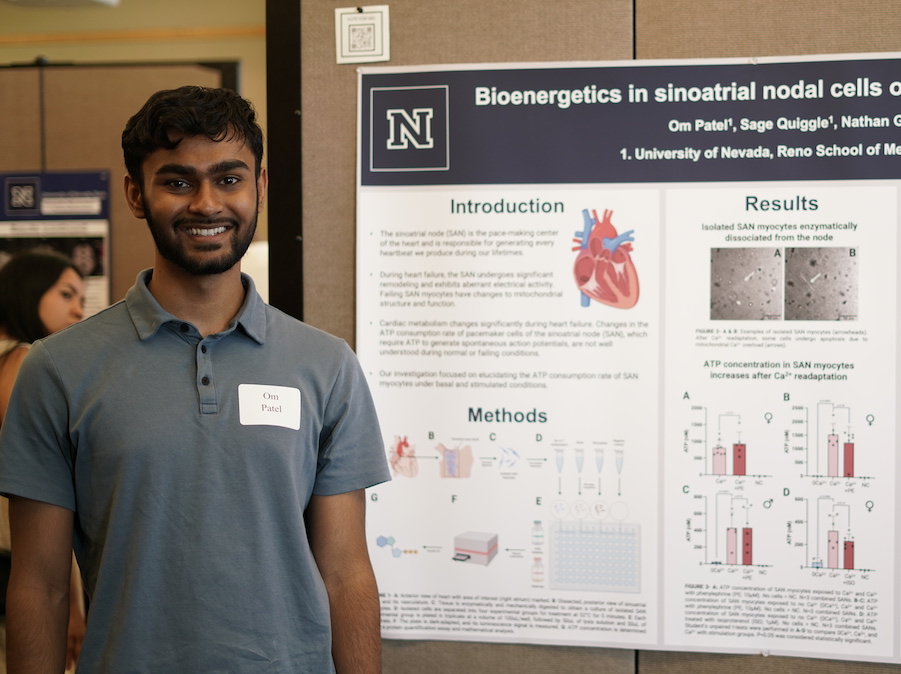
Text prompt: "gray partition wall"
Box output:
[[271, 1, 901, 672]]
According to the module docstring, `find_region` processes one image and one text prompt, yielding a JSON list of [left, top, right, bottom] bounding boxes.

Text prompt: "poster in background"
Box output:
[[0, 171, 110, 317], [356, 53, 901, 663]]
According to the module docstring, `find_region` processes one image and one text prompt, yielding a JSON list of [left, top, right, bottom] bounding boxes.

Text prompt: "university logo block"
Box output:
[[370, 85, 449, 172], [4, 177, 40, 216]]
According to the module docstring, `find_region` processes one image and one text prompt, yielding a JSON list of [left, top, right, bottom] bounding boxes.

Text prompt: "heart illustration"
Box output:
[[389, 435, 419, 478], [572, 208, 639, 309]]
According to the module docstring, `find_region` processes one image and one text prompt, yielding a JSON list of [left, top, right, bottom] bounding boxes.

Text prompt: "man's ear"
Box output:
[[256, 167, 268, 214], [124, 174, 146, 218]]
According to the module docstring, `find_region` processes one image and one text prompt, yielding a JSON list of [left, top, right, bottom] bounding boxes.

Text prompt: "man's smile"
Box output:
[[184, 225, 230, 236], [175, 218, 238, 239]]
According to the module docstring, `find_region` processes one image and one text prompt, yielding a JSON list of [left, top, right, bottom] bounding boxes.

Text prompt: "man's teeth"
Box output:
[[186, 226, 228, 236]]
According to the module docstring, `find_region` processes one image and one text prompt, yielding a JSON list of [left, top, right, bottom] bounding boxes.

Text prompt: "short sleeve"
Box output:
[[313, 342, 390, 495], [0, 341, 77, 511]]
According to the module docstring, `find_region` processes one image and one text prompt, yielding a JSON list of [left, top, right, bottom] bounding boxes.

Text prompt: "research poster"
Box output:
[[356, 53, 901, 663], [0, 171, 110, 315]]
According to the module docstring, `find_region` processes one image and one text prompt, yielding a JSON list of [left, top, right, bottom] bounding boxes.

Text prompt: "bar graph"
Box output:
[[715, 492, 755, 566], [790, 400, 870, 480], [793, 495, 872, 572], [712, 442, 747, 476], [821, 402, 855, 478], [813, 496, 856, 571], [686, 405, 772, 478]]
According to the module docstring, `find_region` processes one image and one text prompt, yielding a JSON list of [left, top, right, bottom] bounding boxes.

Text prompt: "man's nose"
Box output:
[[189, 182, 222, 215]]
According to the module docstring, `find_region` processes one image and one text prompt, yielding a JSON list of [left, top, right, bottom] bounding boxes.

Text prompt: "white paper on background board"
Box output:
[[335, 5, 390, 64]]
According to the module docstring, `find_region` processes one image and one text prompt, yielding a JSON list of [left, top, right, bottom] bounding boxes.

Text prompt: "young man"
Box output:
[[0, 86, 390, 673]]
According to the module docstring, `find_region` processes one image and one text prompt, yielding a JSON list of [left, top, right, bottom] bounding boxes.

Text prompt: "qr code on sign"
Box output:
[[349, 24, 375, 52]]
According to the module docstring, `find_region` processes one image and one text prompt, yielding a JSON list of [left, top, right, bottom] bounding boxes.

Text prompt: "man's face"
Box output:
[[125, 132, 267, 276]]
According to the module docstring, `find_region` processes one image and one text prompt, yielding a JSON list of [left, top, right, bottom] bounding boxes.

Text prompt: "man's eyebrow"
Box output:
[[208, 159, 252, 174], [154, 160, 251, 177], [155, 163, 195, 177]]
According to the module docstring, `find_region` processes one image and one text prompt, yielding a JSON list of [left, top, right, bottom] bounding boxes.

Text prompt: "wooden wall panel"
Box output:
[[639, 650, 901, 674], [635, 0, 901, 59], [0, 69, 41, 171], [383, 640, 635, 674]]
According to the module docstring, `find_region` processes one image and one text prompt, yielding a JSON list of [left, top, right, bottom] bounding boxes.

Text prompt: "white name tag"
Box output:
[[238, 384, 301, 430]]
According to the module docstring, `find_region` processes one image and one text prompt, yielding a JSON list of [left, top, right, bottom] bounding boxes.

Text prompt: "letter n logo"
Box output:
[[4, 177, 40, 216], [386, 108, 434, 150], [368, 85, 449, 173]]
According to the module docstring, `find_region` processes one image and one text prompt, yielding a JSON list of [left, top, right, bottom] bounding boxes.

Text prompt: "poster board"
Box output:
[[0, 171, 110, 316], [356, 52, 901, 663]]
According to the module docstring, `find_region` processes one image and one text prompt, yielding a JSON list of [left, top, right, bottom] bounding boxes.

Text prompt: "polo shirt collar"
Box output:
[[126, 269, 267, 345]]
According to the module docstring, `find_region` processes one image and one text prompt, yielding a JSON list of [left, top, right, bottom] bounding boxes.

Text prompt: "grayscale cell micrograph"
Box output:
[[784, 247, 858, 321], [710, 248, 783, 320]]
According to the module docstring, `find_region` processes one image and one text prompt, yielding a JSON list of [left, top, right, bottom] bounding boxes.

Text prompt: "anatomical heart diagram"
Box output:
[[572, 208, 640, 309]]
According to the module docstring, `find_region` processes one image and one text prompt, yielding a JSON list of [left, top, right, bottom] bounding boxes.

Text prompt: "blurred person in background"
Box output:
[[0, 249, 87, 672]]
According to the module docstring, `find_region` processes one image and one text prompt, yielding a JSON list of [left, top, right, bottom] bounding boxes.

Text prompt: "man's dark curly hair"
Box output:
[[121, 86, 264, 187]]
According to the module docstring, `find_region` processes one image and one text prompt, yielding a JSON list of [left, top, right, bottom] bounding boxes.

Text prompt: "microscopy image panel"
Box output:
[[784, 247, 858, 321], [710, 248, 783, 320]]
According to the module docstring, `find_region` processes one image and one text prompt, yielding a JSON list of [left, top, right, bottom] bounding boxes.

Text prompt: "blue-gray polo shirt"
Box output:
[[0, 270, 390, 673]]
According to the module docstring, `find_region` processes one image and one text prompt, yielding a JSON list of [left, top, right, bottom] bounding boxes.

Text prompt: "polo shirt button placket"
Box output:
[[197, 339, 218, 414]]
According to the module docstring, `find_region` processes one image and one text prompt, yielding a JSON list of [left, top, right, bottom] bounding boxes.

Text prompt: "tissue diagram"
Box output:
[[573, 208, 640, 309], [436, 443, 474, 478]]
